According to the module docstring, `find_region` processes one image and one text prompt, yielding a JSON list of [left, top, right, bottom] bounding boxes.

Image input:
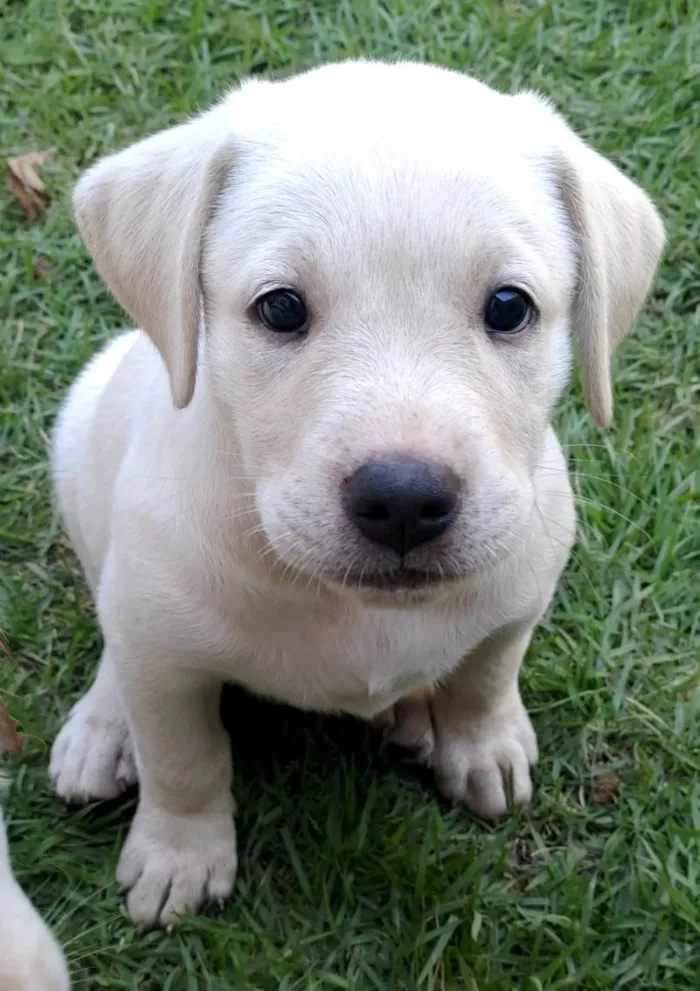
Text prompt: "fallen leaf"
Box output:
[[592, 770, 621, 804], [6, 148, 54, 220], [33, 257, 56, 280], [0, 698, 24, 756]]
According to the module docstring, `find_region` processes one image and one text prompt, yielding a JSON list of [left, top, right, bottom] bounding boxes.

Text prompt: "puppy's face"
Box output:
[[73, 62, 663, 602], [204, 133, 574, 598]]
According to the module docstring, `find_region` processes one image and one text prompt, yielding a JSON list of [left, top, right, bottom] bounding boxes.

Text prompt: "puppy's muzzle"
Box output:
[[342, 457, 460, 556]]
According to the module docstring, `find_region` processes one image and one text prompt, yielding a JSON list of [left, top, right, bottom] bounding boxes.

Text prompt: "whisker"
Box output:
[[532, 501, 601, 598], [540, 490, 653, 542], [535, 464, 654, 511]]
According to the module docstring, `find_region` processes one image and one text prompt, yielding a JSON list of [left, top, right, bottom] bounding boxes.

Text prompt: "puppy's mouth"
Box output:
[[327, 567, 464, 592]]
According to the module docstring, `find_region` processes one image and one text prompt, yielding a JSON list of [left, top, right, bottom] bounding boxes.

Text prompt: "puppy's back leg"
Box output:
[[50, 645, 137, 804]]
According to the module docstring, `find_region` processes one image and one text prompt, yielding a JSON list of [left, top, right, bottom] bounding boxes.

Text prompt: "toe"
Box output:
[[157, 867, 208, 926], [465, 762, 508, 820], [126, 868, 174, 928], [502, 746, 533, 807], [206, 855, 237, 904], [115, 746, 138, 792], [387, 696, 435, 764], [433, 749, 468, 802], [116, 843, 144, 892], [522, 723, 539, 765]]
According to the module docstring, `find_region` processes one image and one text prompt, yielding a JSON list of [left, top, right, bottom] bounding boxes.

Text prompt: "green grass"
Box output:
[[1, 0, 698, 987]]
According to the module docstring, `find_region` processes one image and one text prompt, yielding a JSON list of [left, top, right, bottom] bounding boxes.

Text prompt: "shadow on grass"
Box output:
[[70, 683, 436, 832]]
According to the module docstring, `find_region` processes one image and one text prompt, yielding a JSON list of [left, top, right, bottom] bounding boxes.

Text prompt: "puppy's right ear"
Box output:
[[73, 113, 235, 409]]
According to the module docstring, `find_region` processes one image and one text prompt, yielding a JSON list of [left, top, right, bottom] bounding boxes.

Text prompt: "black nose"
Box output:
[[343, 458, 460, 556]]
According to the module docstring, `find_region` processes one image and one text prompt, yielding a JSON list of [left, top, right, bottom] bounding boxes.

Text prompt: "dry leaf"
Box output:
[[592, 770, 621, 804], [6, 148, 54, 220], [33, 257, 56, 281], [0, 698, 24, 756]]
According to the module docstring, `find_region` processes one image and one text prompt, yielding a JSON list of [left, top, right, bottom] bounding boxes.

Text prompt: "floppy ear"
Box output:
[[515, 93, 665, 427], [73, 114, 235, 408], [546, 118, 665, 427], [552, 142, 664, 427]]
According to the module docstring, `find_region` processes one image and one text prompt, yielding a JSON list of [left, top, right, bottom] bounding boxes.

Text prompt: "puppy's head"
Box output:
[[73, 61, 663, 602]]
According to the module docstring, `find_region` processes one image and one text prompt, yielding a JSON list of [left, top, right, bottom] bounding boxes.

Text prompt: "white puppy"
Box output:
[[50, 60, 663, 927], [0, 806, 69, 990]]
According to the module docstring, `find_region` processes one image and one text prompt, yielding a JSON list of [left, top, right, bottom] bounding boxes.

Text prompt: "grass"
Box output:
[[1, 0, 698, 987]]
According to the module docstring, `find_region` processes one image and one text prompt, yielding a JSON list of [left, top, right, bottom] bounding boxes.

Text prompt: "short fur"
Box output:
[[50, 60, 663, 927], [0, 806, 69, 989]]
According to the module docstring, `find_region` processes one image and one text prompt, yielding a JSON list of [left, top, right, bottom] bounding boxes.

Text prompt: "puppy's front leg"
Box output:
[[114, 649, 236, 927], [388, 624, 538, 820]]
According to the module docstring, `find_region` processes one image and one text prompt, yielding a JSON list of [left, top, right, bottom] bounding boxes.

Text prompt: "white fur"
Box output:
[[50, 60, 663, 927], [0, 806, 69, 990]]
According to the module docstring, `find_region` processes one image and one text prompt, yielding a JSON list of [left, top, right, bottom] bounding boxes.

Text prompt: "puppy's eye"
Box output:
[[256, 289, 308, 334], [484, 287, 534, 335]]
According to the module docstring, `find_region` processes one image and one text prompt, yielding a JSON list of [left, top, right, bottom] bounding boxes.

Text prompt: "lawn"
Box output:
[[1, 0, 698, 988]]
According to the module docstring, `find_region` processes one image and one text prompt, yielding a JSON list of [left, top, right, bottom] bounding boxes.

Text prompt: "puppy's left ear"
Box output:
[[521, 96, 665, 427]]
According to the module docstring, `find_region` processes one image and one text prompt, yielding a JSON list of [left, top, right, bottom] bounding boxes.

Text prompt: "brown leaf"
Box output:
[[6, 149, 55, 220], [592, 770, 621, 804], [33, 257, 56, 281], [0, 698, 24, 756]]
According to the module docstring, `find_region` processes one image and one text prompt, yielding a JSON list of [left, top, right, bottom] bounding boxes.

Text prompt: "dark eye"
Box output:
[[484, 287, 534, 335], [256, 289, 308, 334]]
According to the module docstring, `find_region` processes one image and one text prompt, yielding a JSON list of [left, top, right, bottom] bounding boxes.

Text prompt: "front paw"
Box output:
[[50, 698, 137, 804], [382, 693, 538, 820], [116, 800, 237, 927], [431, 696, 538, 819]]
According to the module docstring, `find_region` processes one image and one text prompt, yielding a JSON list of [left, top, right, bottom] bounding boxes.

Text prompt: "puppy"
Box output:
[[50, 60, 663, 927], [0, 805, 69, 990]]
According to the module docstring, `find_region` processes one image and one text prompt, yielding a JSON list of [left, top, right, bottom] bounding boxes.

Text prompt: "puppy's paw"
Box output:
[[375, 692, 435, 764], [50, 697, 137, 804], [431, 699, 538, 819], [117, 803, 237, 927], [384, 692, 538, 820]]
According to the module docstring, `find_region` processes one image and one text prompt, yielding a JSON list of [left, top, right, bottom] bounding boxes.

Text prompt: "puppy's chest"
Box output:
[[220, 600, 488, 718]]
